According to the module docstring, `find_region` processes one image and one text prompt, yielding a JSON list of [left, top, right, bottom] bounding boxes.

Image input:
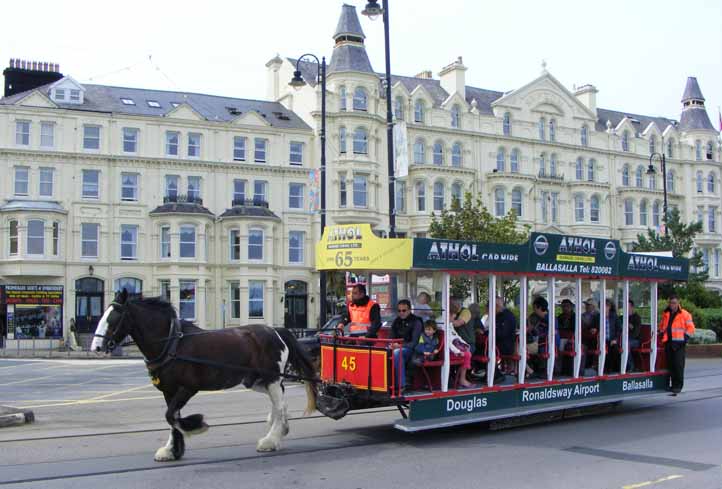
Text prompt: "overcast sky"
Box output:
[[3, 0, 721, 125]]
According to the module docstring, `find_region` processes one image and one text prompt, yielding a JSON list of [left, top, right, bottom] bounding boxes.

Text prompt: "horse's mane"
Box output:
[[128, 296, 178, 319]]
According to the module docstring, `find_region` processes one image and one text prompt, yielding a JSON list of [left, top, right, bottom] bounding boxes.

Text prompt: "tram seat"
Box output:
[[472, 330, 489, 364], [631, 324, 652, 371], [419, 330, 465, 392]]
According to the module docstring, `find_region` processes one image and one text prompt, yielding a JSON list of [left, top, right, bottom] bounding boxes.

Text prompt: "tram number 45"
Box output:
[[341, 355, 357, 372], [335, 251, 353, 267]]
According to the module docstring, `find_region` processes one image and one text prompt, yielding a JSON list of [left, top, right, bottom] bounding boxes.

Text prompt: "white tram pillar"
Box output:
[[487, 274, 497, 388], [573, 278, 582, 378], [518, 276, 528, 384], [546, 278, 556, 382], [598, 280, 607, 375], [650, 282, 658, 372], [441, 273, 451, 392], [621, 280, 630, 374]]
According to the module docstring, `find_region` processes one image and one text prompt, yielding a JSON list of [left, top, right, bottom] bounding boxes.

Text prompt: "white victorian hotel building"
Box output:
[[0, 4, 720, 345]]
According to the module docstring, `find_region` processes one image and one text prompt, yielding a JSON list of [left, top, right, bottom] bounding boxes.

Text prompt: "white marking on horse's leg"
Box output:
[[154, 430, 175, 462], [274, 330, 290, 376], [256, 381, 285, 452], [89, 305, 114, 352]]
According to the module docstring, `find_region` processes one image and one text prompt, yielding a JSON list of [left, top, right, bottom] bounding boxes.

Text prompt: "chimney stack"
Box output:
[[3, 58, 63, 97], [574, 84, 598, 114], [438, 56, 467, 99], [415, 70, 433, 79]]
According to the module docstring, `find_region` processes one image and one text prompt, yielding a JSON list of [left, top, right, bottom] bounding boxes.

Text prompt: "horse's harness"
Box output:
[[100, 302, 318, 384]]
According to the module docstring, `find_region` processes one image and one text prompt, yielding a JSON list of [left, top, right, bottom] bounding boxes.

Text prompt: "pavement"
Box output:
[[0, 358, 721, 488]]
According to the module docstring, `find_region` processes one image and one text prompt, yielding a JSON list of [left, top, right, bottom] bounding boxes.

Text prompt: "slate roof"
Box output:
[[288, 58, 321, 88], [681, 76, 705, 102], [149, 202, 214, 217], [218, 205, 280, 220], [333, 4, 366, 40], [0, 83, 311, 130], [329, 44, 374, 74], [679, 107, 716, 132], [0, 199, 67, 214], [595, 108, 677, 134]]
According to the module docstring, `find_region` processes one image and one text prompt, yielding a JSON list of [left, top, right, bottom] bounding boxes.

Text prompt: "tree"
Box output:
[[429, 192, 530, 303], [632, 207, 720, 306]]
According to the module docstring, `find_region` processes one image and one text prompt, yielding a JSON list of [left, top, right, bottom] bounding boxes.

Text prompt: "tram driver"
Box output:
[[341, 284, 382, 337]]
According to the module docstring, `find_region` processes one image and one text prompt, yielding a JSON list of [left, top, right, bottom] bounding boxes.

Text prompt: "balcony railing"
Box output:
[[163, 194, 203, 205], [537, 171, 564, 181], [231, 198, 269, 208]]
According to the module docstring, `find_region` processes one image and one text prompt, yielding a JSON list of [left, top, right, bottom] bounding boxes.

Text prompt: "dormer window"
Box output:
[[70, 89, 80, 102], [147, 100, 161, 108], [121, 98, 135, 105], [54, 88, 65, 101]]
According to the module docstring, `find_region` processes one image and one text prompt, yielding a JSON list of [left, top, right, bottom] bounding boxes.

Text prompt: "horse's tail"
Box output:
[[275, 328, 318, 416]]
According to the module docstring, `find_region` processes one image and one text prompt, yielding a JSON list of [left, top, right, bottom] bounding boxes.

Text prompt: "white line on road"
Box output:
[[622, 474, 684, 489]]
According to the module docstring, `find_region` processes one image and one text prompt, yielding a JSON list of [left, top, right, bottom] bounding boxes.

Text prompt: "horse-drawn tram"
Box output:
[[315, 224, 689, 432]]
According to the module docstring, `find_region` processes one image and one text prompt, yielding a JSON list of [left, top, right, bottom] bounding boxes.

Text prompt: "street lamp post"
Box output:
[[647, 152, 669, 237], [362, 0, 396, 238], [289, 55, 328, 326]]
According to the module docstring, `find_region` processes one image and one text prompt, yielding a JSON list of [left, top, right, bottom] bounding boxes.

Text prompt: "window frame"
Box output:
[[416, 181, 426, 212], [288, 182, 305, 209], [233, 136, 246, 161], [288, 230, 305, 264], [494, 188, 505, 217], [248, 228, 264, 261], [160, 225, 171, 259], [121, 172, 139, 202], [15, 120, 30, 146], [120, 224, 138, 260], [452, 143, 462, 167], [353, 175, 368, 208], [187, 176, 201, 201], [40, 121, 55, 148], [229, 281, 241, 319], [179, 225, 197, 258], [187, 132, 201, 158], [433, 181, 445, 211], [81, 223, 99, 258], [39, 167, 54, 197], [122, 127, 139, 153], [353, 128, 368, 155], [574, 195, 585, 223], [83, 125, 101, 151], [254, 138, 267, 163], [165, 131, 180, 157], [352, 87, 368, 111], [27, 219, 45, 256], [289, 141, 304, 166], [590, 195, 600, 223], [14, 166, 29, 196], [9, 220, 19, 256], [433, 142, 444, 166], [82, 169, 100, 199], [179, 280, 196, 320], [248, 280, 265, 319], [229, 228, 241, 261]]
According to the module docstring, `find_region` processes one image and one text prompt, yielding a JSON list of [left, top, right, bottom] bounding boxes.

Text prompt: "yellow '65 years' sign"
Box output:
[[316, 224, 413, 271]]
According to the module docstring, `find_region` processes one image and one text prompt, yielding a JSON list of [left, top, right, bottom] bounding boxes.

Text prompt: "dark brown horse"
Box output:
[[91, 290, 317, 461]]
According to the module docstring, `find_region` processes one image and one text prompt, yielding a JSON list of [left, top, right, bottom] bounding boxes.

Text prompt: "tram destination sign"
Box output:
[[412, 238, 527, 273], [619, 251, 688, 281], [408, 375, 669, 421], [528, 233, 620, 278]]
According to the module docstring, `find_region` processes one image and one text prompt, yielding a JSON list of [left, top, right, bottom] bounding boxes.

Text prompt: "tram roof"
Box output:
[[316, 224, 689, 282]]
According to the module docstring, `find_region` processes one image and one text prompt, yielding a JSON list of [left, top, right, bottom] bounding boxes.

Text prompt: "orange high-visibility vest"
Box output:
[[658, 307, 695, 343], [348, 299, 377, 333]]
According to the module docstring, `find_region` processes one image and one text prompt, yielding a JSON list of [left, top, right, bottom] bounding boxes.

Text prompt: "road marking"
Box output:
[[565, 446, 716, 471], [622, 474, 684, 489], [0, 364, 118, 386]]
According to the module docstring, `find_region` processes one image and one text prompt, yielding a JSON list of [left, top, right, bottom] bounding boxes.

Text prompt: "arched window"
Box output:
[[503, 112, 511, 136], [394, 96, 404, 120], [550, 154, 557, 177], [494, 188, 505, 216], [353, 87, 367, 111], [575, 157, 584, 181], [590, 195, 600, 223], [574, 195, 585, 222], [451, 182, 462, 206], [511, 188, 523, 217], [451, 143, 462, 167], [635, 166, 644, 188], [624, 199, 634, 225], [353, 127, 368, 154], [707, 141, 715, 160], [508, 148, 519, 173], [652, 201, 661, 227], [433, 142, 444, 165], [538, 117, 546, 141], [496, 148, 506, 172], [695, 140, 702, 161], [622, 130, 629, 152], [451, 105, 461, 128], [414, 139, 425, 164], [696, 171, 703, 193], [416, 181, 426, 211], [666, 138, 674, 158], [549, 119, 556, 142], [414, 100, 425, 123], [587, 159, 596, 181], [639, 199, 648, 226], [649, 135, 656, 155], [622, 164, 630, 186], [339, 86, 347, 111], [581, 125, 589, 146], [666, 170, 675, 193], [433, 182, 445, 211], [708, 172, 716, 193], [648, 172, 656, 190], [339, 127, 347, 154], [539, 153, 546, 176]]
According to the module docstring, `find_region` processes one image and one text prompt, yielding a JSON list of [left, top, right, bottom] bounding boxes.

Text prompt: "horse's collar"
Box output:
[[145, 319, 183, 376]]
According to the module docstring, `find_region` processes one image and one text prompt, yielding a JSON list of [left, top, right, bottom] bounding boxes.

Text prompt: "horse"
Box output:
[[90, 289, 318, 462]]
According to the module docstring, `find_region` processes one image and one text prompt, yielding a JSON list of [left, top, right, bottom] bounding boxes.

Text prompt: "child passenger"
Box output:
[[413, 320, 440, 365]]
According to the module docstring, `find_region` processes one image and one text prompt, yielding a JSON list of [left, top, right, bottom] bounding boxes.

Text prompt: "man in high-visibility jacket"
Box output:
[[658, 295, 695, 395], [341, 284, 381, 337]]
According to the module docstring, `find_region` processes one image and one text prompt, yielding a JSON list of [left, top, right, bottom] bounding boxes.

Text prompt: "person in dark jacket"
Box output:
[[412, 320, 440, 365], [389, 299, 424, 390], [494, 297, 518, 374], [603, 299, 621, 373], [627, 299, 642, 371]]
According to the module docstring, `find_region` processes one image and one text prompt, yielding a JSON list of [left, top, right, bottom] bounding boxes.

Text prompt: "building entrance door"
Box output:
[[75, 278, 104, 334], [284, 281, 308, 329]]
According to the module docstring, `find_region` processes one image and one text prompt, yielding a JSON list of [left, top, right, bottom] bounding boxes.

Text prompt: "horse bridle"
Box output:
[[94, 301, 132, 353]]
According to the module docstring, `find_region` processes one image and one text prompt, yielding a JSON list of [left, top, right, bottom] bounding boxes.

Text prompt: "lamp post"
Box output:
[[289, 55, 328, 326], [646, 152, 669, 237], [362, 0, 396, 238]]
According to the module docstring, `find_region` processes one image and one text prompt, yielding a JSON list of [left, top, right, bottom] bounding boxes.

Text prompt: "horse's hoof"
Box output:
[[154, 446, 177, 462], [256, 437, 280, 452]]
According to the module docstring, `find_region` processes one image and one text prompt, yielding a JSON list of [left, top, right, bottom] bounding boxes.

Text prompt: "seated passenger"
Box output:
[[581, 299, 600, 368], [411, 320, 440, 367], [389, 299, 423, 391], [449, 300, 474, 388], [557, 299, 575, 352], [627, 299, 642, 371], [603, 299, 621, 373], [414, 292, 434, 321], [495, 297, 518, 374], [528, 297, 550, 377]]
